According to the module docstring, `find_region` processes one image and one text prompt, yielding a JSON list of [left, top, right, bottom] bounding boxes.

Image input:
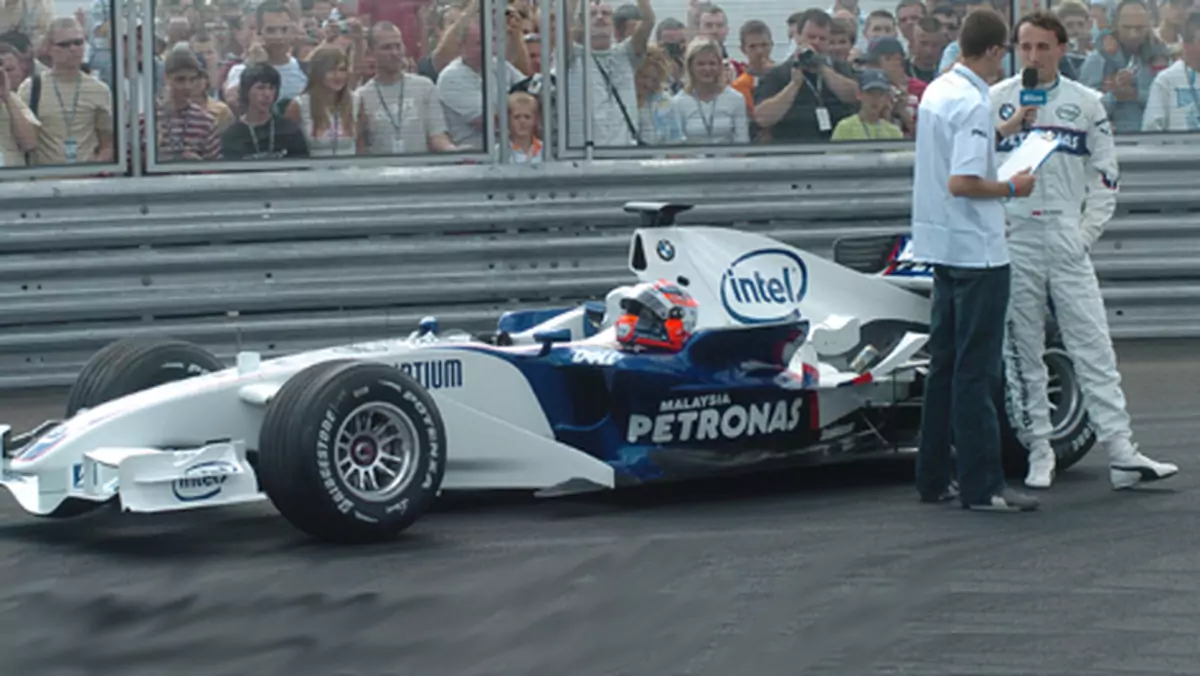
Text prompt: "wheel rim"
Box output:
[[334, 402, 421, 503], [1044, 347, 1084, 442]]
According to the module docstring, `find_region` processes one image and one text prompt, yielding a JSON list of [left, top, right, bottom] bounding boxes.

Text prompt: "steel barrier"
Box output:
[[2, 148, 1200, 391]]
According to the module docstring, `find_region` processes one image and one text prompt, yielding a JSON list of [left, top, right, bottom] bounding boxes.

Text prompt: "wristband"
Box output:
[[1008, 180, 1016, 197]]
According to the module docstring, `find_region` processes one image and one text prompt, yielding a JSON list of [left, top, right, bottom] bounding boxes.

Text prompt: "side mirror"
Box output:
[[582, 301, 606, 336], [533, 328, 571, 356]]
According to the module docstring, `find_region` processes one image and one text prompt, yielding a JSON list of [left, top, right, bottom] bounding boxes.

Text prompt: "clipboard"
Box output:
[[997, 130, 1063, 182]]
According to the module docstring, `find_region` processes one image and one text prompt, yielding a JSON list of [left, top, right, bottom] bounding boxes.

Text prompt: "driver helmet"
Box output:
[[614, 279, 699, 352]]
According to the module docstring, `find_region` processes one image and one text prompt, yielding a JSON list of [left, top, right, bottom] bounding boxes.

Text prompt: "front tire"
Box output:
[[66, 336, 225, 417], [45, 336, 225, 518], [257, 360, 447, 544]]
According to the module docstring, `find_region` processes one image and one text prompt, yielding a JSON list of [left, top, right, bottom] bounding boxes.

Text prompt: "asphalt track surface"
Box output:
[[0, 340, 1197, 676]]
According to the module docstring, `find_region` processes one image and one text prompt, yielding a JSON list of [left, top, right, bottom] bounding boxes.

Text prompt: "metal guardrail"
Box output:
[[2, 149, 1200, 391]]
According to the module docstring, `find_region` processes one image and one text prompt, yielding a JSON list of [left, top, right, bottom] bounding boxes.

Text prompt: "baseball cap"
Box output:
[[867, 36, 906, 60], [860, 69, 892, 91]]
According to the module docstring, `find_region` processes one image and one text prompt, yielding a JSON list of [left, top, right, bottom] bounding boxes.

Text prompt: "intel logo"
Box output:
[[720, 248, 808, 324], [172, 460, 237, 502]]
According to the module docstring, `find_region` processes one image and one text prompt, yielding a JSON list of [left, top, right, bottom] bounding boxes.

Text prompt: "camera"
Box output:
[[792, 47, 822, 70]]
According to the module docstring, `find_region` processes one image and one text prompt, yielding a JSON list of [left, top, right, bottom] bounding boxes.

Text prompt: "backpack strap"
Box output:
[[25, 72, 41, 165]]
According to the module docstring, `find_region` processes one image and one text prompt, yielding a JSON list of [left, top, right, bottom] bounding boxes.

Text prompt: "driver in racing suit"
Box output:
[[991, 12, 1179, 490]]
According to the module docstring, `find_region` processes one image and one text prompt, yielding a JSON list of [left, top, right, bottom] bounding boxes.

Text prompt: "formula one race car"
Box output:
[[0, 202, 1093, 545]]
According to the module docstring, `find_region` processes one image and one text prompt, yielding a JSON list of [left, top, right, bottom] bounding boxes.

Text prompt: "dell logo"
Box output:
[[720, 248, 808, 324]]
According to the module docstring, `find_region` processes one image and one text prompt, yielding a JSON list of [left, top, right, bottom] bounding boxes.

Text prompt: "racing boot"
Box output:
[[1107, 437, 1179, 490], [1024, 442, 1055, 490]]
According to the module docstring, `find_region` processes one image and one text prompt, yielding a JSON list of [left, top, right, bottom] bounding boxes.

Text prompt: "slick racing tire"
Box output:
[[257, 360, 446, 545], [999, 332, 1097, 478], [66, 336, 225, 417], [47, 336, 224, 518]]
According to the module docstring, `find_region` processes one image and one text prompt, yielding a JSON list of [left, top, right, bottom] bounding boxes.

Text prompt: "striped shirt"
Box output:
[[157, 100, 221, 161]]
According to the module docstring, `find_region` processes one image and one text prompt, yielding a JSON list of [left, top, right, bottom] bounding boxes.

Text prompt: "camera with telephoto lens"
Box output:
[[792, 47, 822, 70]]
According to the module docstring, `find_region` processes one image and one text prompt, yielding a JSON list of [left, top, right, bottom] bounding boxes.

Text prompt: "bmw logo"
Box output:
[[999, 103, 1015, 121], [656, 239, 675, 261]]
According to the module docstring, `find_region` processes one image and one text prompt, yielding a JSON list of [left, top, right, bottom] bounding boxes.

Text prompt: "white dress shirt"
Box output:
[[910, 63, 1009, 268]]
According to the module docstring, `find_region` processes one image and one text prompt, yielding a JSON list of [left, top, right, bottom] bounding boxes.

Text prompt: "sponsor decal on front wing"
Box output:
[[173, 460, 239, 501]]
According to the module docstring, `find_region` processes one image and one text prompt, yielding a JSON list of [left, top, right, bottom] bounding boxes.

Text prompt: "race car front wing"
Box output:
[[1, 425, 264, 516]]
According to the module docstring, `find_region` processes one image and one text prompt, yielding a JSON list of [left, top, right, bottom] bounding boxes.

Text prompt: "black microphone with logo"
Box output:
[[1019, 67, 1046, 130]]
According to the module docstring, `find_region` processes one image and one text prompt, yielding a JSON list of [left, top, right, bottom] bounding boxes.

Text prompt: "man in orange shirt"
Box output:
[[730, 19, 775, 140]]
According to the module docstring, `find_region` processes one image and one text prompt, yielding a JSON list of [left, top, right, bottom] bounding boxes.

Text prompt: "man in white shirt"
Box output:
[[1142, 12, 1200, 131], [563, 0, 655, 148], [436, 18, 525, 150], [357, 22, 455, 154], [910, 8, 1040, 513]]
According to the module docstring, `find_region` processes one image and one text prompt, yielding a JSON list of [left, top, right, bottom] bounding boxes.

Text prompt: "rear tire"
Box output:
[[257, 360, 446, 544], [1000, 330, 1097, 478], [833, 232, 1098, 478], [45, 336, 225, 518]]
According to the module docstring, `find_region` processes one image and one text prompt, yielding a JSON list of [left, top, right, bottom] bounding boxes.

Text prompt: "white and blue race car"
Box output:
[[0, 202, 1093, 544]]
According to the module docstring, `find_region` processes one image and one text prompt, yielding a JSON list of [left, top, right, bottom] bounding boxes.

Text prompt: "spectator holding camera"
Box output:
[[752, 8, 858, 142], [1079, 0, 1158, 132], [634, 44, 685, 144], [859, 35, 925, 136], [0, 43, 37, 166]]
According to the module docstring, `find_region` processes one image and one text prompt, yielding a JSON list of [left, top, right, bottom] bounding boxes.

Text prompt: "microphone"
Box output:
[[1019, 67, 1046, 130]]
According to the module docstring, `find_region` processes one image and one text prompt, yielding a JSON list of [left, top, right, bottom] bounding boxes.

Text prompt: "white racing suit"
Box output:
[[990, 74, 1177, 489]]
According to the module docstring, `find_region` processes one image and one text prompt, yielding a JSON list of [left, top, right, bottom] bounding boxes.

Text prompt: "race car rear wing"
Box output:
[[623, 201, 693, 228]]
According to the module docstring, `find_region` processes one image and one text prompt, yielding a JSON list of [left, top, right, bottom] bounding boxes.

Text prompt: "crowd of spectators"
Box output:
[[0, 0, 1195, 173]]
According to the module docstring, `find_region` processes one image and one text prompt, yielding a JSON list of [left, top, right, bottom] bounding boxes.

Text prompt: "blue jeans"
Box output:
[[916, 263, 1011, 505]]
